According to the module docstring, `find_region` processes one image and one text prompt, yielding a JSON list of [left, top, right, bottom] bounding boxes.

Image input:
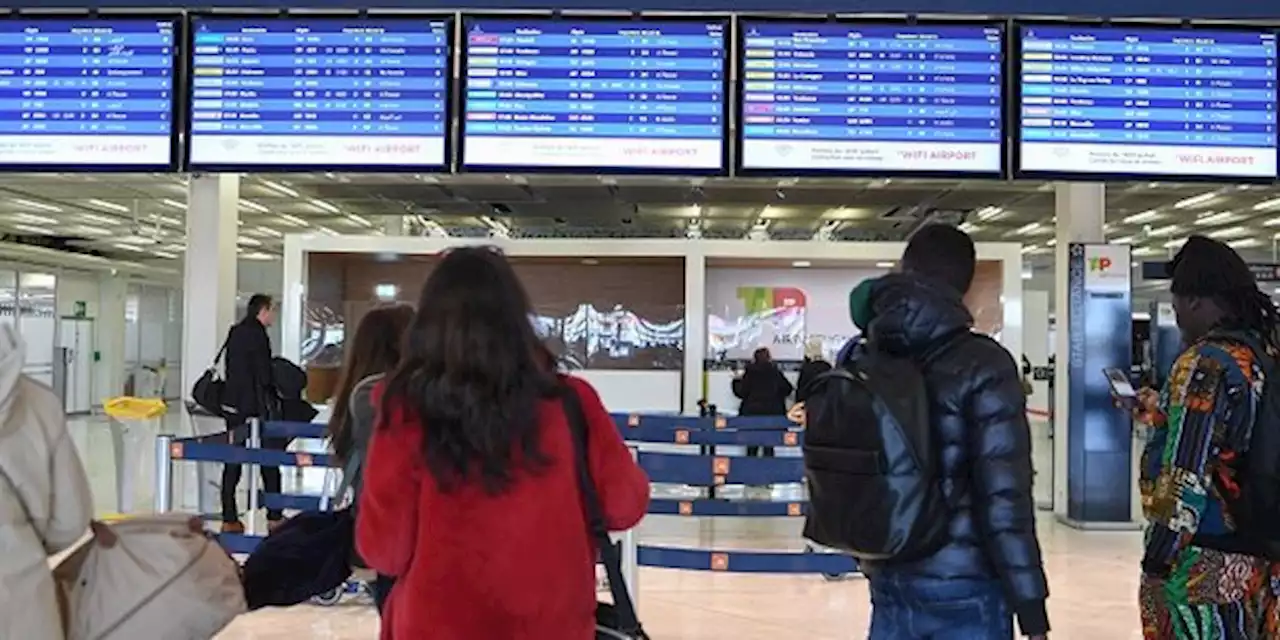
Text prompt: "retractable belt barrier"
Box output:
[[154, 411, 858, 582]]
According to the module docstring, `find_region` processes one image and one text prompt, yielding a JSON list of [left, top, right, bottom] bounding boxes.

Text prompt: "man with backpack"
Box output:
[[1133, 236, 1280, 639], [802, 224, 1049, 639]]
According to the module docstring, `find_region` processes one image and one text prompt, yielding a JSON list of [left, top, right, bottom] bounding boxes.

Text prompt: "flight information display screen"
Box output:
[[0, 18, 176, 169], [1018, 25, 1278, 179], [739, 21, 1004, 175], [461, 18, 727, 172], [187, 17, 450, 170]]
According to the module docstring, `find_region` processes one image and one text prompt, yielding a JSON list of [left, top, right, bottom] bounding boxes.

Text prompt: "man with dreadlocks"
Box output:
[[1136, 235, 1280, 639]]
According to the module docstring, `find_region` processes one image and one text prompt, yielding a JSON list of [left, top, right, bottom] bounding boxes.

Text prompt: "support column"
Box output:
[[382, 215, 407, 236], [95, 274, 127, 401], [1052, 182, 1136, 528], [182, 174, 239, 516], [181, 174, 240, 395], [683, 252, 706, 415]]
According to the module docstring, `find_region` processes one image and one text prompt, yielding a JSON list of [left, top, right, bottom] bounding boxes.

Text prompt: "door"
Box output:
[[59, 318, 94, 414]]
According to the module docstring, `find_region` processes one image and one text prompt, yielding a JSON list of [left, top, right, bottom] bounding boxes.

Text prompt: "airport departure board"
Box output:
[[461, 18, 727, 172], [0, 18, 176, 169], [187, 17, 450, 170], [1018, 25, 1278, 179], [739, 21, 1004, 175]]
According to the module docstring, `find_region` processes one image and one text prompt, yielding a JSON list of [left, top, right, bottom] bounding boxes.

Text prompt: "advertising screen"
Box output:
[[1017, 24, 1278, 179], [461, 18, 727, 173], [0, 18, 176, 170], [739, 21, 1004, 175], [187, 17, 451, 170]]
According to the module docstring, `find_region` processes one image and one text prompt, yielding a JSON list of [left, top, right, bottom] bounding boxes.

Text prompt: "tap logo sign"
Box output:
[[735, 286, 808, 358], [1082, 245, 1130, 294]]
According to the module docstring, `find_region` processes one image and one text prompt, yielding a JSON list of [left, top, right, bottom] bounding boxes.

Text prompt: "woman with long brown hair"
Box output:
[[327, 304, 414, 468], [325, 303, 413, 613], [356, 247, 649, 640]]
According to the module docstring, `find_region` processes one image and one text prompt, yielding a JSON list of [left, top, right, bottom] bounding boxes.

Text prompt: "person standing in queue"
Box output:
[[325, 304, 415, 613], [846, 225, 1049, 640], [356, 247, 649, 640], [732, 347, 793, 458], [1133, 235, 1280, 639], [220, 294, 284, 534], [795, 337, 832, 404]]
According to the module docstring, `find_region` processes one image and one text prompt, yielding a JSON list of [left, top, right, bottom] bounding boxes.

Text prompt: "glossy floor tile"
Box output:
[[66, 411, 1144, 638]]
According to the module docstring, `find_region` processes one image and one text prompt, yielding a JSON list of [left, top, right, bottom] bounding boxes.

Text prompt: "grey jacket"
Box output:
[[345, 373, 384, 495]]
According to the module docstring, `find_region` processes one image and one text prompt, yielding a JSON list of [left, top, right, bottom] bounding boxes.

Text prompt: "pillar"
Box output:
[[1052, 182, 1136, 528], [382, 214, 407, 236], [181, 174, 240, 395], [683, 252, 706, 414], [181, 174, 239, 516], [95, 274, 128, 401]]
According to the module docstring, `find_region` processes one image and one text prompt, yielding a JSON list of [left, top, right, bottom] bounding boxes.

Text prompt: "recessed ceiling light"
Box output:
[[310, 199, 341, 214], [278, 214, 307, 227], [1253, 197, 1280, 212], [161, 198, 186, 210], [345, 214, 372, 227], [792, 260, 812, 268], [88, 198, 130, 214], [1174, 191, 1218, 209], [12, 198, 62, 213], [1228, 238, 1262, 249], [875, 261, 895, 268], [12, 213, 57, 225], [1122, 210, 1161, 224], [1195, 211, 1237, 226], [237, 236, 263, 247], [11, 223, 52, 235], [240, 200, 270, 214], [80, 212, 121, 226], [581, 258, 600, 265], [1020, 244, 1040, 254], [261, 180, 300, 198]]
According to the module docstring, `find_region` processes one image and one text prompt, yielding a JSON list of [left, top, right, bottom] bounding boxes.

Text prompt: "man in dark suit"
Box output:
[[220, 294, 283, 534]]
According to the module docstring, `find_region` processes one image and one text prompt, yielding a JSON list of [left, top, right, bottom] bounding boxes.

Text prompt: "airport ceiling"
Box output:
[[0, 172, 1277, 266]]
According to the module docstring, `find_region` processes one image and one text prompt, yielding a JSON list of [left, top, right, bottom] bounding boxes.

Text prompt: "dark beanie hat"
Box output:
[[1169, 235, 1255, 298]]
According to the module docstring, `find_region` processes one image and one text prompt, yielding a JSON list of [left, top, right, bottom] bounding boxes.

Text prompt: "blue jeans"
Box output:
[[868, 573, 1013, 640]]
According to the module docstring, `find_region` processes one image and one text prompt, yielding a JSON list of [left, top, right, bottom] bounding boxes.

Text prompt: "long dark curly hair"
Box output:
[[380, 246, 560, 494]]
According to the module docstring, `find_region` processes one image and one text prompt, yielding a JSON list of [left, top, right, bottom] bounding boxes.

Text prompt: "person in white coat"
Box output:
[[0, 322, 94, 639]]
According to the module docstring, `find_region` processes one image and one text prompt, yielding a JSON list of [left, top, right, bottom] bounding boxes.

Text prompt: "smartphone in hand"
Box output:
[[1104, 368, 1138, 409]]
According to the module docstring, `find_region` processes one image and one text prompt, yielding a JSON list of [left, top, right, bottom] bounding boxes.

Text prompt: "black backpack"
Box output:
[[801, 336, 957, 562], [1205, 330, 1280, 559]]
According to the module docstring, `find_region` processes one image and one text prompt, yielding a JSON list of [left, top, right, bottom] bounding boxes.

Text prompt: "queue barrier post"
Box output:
[[153, 434, 174, 513], [246, 418, 262, 536]]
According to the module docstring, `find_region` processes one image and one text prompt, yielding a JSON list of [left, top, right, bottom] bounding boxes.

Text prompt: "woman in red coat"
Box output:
[[356, 246, 651, 640]]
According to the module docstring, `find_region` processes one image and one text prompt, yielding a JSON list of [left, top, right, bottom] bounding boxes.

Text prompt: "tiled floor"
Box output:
[[70, 410, 1144, 638]]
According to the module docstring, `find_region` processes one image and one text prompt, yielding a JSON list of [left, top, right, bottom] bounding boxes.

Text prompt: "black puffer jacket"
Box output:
[[855, 274, 1049, 636]]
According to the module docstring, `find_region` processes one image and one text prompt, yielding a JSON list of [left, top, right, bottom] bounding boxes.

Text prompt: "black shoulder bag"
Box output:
[[560, 387, 648, 640], [191, 336, 229, 417]]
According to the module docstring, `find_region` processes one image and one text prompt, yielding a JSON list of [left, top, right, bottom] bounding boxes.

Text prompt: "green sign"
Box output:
[[72, 301, 87, 318]]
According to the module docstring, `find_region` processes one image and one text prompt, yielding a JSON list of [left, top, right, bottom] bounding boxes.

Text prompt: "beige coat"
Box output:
[[0, 324, 93, 639]]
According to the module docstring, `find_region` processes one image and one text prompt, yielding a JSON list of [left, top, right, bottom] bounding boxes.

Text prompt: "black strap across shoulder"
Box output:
[[560, 385, 642, 635]]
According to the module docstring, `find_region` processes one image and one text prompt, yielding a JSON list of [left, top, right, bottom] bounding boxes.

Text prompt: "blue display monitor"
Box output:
[[461, 17, 728, 174], [0, 17, 177, 171], [738, 21, 1005, 177], [186, 16, 451, 171], [1016, 24, 1278, 180]]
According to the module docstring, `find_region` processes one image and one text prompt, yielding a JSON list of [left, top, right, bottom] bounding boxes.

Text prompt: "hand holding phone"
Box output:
[[1104, 368, 1138, 409]]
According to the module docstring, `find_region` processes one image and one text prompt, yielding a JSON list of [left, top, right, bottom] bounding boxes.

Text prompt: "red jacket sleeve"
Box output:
[[567, 376, 650, 531], [355, 399, 421, 578]]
